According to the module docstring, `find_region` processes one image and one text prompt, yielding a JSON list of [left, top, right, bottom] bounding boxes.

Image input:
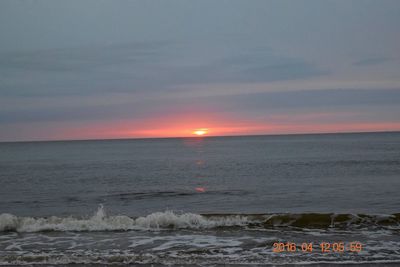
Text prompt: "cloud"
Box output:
[[1, 88, 399, 125], [0, 41, 326, 97], [353, 57, 392, 66], [0, 42, 170, 97], [216, 49, 328, 83], [203, 88, 400, 112]]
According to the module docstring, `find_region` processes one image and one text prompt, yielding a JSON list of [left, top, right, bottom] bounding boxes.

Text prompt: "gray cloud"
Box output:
[[1, 88, 399, 124], [206, 88, 400, 112], [353, 57, 392, 66], [0, 41, 326, 97]]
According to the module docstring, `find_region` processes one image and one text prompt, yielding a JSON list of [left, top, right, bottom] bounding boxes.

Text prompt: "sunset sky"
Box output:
[[1, 0, 400, 141]]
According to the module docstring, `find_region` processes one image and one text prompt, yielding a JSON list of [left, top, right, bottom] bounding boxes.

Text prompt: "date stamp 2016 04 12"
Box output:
[[272, 241, 363, 253]]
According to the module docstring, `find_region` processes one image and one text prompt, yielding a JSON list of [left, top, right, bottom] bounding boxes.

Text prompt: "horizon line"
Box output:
[[1, 130, 399, 144]]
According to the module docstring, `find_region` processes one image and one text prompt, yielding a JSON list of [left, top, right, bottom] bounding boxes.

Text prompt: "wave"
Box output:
[[1, 205, 399, 232], [0, 205, 249, 232]]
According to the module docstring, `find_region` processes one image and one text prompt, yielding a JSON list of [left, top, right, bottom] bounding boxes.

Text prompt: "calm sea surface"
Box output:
[[1, 132, 399, 265]]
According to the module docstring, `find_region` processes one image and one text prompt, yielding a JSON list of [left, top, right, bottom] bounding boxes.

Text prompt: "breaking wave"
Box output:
[[1, 205, 399, 232]]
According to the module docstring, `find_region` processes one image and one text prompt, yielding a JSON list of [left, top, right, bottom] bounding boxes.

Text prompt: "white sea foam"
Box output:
[[0, 213, 18, 232], [0, 205, 249, 233], [1, 206, 398, 232]]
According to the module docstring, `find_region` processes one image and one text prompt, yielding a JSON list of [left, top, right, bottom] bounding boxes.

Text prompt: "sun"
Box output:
[[193, 128, 208, 136]]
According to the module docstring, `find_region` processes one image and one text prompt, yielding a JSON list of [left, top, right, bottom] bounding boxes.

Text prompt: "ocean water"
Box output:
[[0, 132, 399, 266]]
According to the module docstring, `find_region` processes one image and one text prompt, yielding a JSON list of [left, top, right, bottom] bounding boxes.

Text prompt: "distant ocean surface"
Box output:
[[1, 132, 400, 266]]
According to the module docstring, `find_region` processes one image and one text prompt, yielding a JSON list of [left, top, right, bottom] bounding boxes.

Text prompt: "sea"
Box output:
[[0, 132, 399, 266]]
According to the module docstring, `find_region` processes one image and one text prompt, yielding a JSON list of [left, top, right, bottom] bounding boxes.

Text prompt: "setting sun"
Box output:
[[193, 128, 208, 136]]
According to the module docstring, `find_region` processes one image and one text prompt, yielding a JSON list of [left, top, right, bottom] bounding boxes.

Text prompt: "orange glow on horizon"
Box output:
[[193, 128, 208, 136], [62, 121, 400, 140], [43, 111, 400, 141]]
